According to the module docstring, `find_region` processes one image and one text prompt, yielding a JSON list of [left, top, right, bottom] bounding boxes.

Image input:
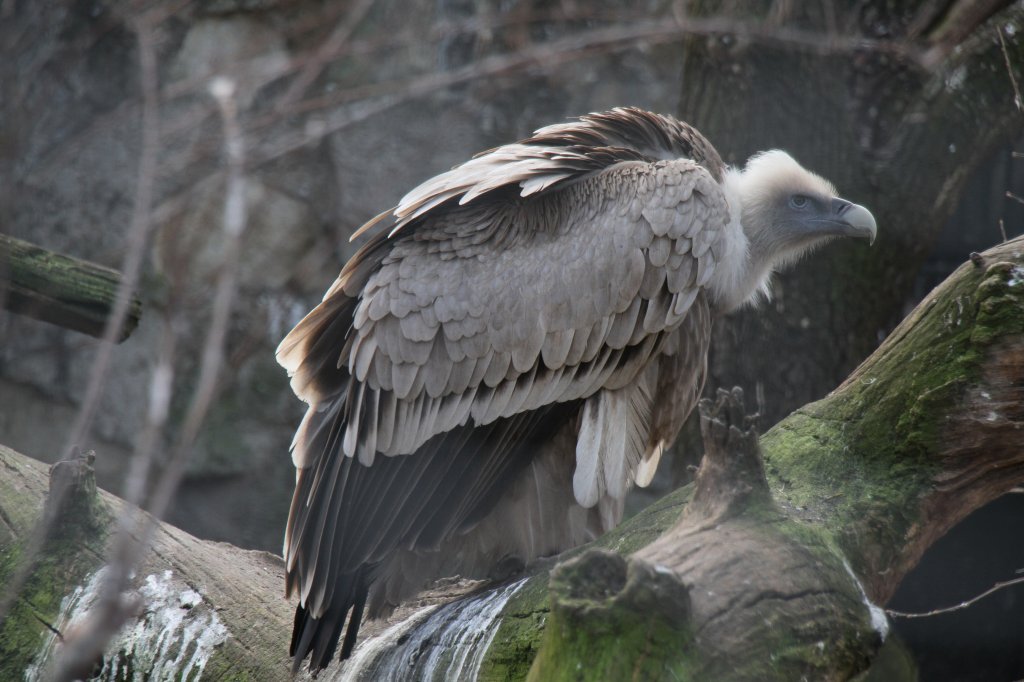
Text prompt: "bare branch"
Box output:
[[886, 574, 1024, 619], [266, 16, 928, 124], [48, 71, 250, 682], [272, 0, 377, 115], [145, 74, 249, 525], [998, 25, 1024, 113], [43, 13, 165, 679]]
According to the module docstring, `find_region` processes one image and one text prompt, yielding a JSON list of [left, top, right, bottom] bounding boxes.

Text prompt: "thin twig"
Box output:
[[144, 74, 249, 528], [268, 17, 926, 125], [999, 218, 1008, 243], [1007, 190, 1024, 207], [45, 14, 164, 680], [273, 0, 377, 115], [997, 26, 1023, 113], [90, 304, 180, 656], [48, 73, 249, 681], [886, 574, 1024, 619]]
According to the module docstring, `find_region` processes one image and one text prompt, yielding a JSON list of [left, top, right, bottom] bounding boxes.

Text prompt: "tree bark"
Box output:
[[3, 237, 1023, 680]]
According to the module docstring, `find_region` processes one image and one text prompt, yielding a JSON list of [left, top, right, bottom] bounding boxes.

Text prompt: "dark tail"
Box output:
[[290, 569, 370, 674]]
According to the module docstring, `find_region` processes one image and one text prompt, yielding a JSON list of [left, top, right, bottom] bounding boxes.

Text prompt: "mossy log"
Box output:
[[0, 446, 296, 681], [2, 238, 1024, 680], [0, 234, 142, 342]]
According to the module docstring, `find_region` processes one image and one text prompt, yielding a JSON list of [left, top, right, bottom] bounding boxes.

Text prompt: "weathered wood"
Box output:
[[532, 389, 882, 681], [0, 234, 142, 342], [0, 445, 295, 681]]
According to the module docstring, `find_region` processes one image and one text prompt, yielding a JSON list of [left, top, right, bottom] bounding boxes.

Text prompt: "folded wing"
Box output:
[[278, 109, 730, 670]]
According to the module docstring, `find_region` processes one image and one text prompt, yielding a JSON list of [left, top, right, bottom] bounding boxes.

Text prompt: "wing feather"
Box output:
[[643, 291, 672, 333], [573, 398, 603, 507], [604, 297, 641, 350], [351, 334, 376, 382], [666, 255, 694, 293]]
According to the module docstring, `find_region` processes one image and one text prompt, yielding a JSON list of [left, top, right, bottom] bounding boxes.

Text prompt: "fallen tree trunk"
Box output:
[[3, 237, 1024, 680]]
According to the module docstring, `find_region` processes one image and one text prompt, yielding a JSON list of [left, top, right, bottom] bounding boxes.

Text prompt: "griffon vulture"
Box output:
[[278, 107, 877, 671]]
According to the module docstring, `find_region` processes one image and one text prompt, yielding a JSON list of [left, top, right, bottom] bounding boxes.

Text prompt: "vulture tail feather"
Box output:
[[290, 565, 370, 672]]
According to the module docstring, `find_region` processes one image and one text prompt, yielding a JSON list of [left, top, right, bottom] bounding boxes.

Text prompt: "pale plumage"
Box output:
[[278, 108, 877, 671]]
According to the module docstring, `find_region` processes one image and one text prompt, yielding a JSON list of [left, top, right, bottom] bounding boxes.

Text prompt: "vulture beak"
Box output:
[[824, 198, 877, 245]]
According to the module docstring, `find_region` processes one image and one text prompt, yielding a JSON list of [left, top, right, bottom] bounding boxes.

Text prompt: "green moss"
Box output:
[[479, 574, 551, 681], [593, 484, 692, 555], [528, 604, 693, 682], [527, 551, 695, 682], [478, 486, 693, 680], [0, 450, 112, 680], [761, 257, 1024, 571], [0, 511, 110, 680]]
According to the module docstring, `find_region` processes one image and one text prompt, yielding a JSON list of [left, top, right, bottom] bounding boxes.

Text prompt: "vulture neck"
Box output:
[[710, 168, 773, 314]]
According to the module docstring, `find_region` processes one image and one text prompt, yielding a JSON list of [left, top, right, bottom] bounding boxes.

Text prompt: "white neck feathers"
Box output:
[[709, 167, 767, 313]]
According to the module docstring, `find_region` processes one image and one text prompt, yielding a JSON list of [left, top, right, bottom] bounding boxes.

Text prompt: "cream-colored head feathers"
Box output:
[[726, 151, 837, 228], [717, 151, 846, 312]]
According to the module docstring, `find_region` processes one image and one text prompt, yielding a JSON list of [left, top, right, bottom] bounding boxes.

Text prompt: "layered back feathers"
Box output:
[[384, 107, 725, 237], [279, 107, 736, 672]]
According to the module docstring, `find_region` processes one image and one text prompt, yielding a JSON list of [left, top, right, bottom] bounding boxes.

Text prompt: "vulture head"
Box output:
[[717, 150, 877, 311], [278, 107, 878, 672]]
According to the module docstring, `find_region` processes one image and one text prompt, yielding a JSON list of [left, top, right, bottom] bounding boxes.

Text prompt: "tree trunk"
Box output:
[[4, 237, 1023, 680]]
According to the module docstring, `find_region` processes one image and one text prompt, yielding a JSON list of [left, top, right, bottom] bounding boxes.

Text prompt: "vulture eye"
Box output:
[[789, 195, 810, 209]]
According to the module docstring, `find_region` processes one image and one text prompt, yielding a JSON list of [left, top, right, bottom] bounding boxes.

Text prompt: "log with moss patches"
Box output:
[[762, 244, 1024, 605], [0, 445, 297, 681], [2, 239, 1024, 680], [0, 234, 142, 342]]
